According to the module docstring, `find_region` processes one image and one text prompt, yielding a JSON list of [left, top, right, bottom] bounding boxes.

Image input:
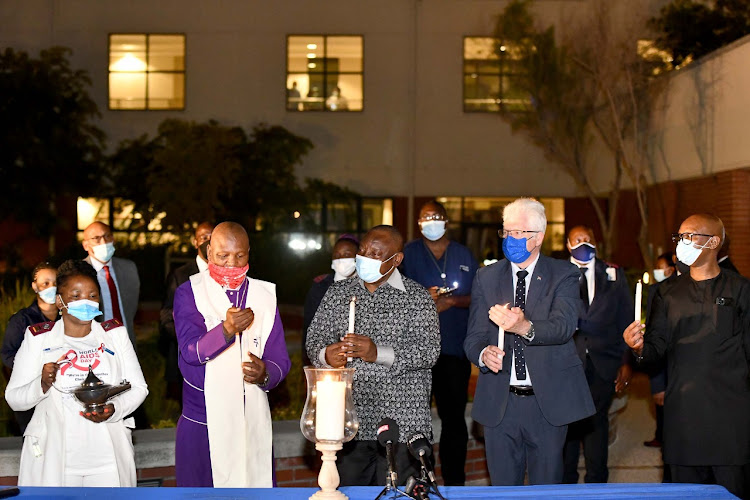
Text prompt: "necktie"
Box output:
[[103, 265, 123, 323], [579, 266, 590, 311], [514, 269, 529, 380]]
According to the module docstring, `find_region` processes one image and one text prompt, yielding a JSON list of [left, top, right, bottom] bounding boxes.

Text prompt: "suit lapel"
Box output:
[[524, 255, 546, 318], [493, 260, 513, 307], [589, 259, 608, 310]]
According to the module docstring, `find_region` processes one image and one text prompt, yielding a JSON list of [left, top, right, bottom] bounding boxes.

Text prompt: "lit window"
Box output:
[[109, 34, 185, 110], [463, 37, 528, 113], [286, 35, 363, 112]]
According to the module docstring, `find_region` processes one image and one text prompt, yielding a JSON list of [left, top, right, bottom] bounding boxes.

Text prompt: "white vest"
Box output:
[[190, 270, 276, 487]]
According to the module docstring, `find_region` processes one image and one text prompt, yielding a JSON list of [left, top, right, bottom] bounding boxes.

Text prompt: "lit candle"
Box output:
[[315, 376, 346, 441], [348, 296, 356, 333], [635, 280, 642, 323]]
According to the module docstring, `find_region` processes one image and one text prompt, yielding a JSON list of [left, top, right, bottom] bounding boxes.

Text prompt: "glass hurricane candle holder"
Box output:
[[301, 367, 359, 500]]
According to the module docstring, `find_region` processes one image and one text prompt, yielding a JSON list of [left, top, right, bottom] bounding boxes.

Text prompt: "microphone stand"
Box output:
[[373, 472, 412, 500]]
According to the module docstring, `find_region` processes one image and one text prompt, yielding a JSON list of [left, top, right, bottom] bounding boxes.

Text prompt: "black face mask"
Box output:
[[675, 260, 689, 276], [198, 240, 210, 260]]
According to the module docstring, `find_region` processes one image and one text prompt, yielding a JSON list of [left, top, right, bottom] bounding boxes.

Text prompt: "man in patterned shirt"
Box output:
[[306, 225, 441, 486]]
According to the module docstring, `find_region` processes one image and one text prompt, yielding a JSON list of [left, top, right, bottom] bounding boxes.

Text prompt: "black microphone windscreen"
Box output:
[[407, 432, 432, 458], [376, 418, 399, 445]]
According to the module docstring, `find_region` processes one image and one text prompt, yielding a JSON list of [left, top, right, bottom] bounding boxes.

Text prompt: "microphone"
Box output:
[[407, 432, 437, 485], [376, 418, 399, 486]]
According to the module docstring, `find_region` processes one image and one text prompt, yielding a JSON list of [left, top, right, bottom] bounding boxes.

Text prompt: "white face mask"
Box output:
[[38, 286, 58, 304], [92, 242, 115, 263], [356, 254, 397, 284], [676, 237, 712, 267], [420, 220, 447, 241], [652, 269, 667, 283], [331, 258, 356, 281]]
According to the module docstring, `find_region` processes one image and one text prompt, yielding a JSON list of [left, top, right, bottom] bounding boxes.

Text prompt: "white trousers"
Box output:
[[63, 470, 120, 487]]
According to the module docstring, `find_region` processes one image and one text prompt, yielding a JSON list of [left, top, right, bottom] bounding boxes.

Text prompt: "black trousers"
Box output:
[[563, 356, 615, 484], [432, 354, 471, 485], [338, 439, 422, 486], [671, 464, 750, 499]]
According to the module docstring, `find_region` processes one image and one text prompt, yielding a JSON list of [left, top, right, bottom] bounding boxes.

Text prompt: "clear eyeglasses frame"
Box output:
[[499, 229, 540, 239]]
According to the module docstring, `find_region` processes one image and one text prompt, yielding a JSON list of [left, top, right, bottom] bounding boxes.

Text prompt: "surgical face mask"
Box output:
[[502, 235, 533, 264], [60, 297, 103, 322], [356, 253, 397, 284], [676, 238, 712, 267], [420, 221, 447, 241], [569, 241, 596, 263], [331, 258, 356, 280], [38, 286, 57, 305], [92, 242, 115, 263], [652, 269, 667, 283]]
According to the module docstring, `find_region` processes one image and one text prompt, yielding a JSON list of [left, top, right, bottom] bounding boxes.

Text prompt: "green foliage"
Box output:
[[136, 324, 182, 429], [110, 119, 314, 232], [0, 281, 37, 436], [649, 0, 750, 67], [269, 350, 306, 421], [0, 47, 105, 235]]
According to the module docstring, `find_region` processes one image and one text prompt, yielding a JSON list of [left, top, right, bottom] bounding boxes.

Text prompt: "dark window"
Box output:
[[463, 37, 528, 113]]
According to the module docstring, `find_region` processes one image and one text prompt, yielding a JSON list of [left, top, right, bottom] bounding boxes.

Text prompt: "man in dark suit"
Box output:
[[562, 226, 633, 484], [465, 198, 595, 486], [160, 222, 214, 402], [82, 221, 140, 347]]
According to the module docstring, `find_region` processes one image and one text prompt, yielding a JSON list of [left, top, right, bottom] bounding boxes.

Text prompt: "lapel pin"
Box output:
[[537, 276, 542, 280]]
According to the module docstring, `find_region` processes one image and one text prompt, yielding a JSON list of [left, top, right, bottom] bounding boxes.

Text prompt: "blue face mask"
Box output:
[[60, 297, 103, 322], [502, 235, 533, 264], [420, 221, 447, 241], [356, 253, 397, 283], [38, 286, 57, 305], [569, 242, 596, 263]]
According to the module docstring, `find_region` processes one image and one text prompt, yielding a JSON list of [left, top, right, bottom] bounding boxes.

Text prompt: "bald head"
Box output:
[[680, 214, 724, 248], [82, 221, 114, 261], [208, 222, 250, 267]]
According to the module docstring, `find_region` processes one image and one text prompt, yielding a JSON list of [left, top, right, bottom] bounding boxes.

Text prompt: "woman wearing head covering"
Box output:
[[5, 259, 148, 487]]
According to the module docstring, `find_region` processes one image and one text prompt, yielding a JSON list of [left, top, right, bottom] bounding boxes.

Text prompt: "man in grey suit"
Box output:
[[464, 198, 594, 486], [83, 221, 140, 347]]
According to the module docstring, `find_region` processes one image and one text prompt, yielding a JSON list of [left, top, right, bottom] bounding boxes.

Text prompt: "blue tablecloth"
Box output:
[[3, 483, 738, 499]]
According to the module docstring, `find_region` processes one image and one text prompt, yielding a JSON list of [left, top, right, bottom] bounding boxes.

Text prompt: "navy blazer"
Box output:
[[85, 256, 140, 347], [574, 259, 632, 382], [464, 254, 595, 427]]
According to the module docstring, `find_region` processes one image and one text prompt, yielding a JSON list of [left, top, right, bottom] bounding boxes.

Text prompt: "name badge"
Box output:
[[606, 267, 617, 281], [460, 265, 470, 272]]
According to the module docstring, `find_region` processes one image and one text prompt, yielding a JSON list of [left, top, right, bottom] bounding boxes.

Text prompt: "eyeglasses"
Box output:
[[419, 214, 447, 222], [87, 233, 114, 244], [500, 229, 540, 239], [671, 232, 714, 244]]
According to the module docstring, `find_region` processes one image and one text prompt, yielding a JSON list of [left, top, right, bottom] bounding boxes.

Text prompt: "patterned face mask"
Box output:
[[208, 262, 249, 289]]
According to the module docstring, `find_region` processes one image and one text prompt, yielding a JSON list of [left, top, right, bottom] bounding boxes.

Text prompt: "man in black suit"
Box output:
[[718, 233, 740, 274], [82, 221, 140, 347], [465, 198, 595, 486], [159, 222, 214, 402], [562, 226, 633, 484], [625, 214, 750, 499]]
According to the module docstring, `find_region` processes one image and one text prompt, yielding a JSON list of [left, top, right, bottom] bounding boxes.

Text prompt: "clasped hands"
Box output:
[[41, 361, 113, 422], [325, 333, 377, 367], [222, 307, 267, 384], [481, 303, 531, 374]]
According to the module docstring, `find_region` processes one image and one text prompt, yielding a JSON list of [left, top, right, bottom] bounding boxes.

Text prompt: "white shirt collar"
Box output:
[[359, 267, 406, 292], [89, 256, 106, 271], [511, 253, 541, 277], [570, 257, 595, 272], [196, 255, 209, 272]]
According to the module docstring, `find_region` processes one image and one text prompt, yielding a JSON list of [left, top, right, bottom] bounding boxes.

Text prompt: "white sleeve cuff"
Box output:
[[478, 347, 488, 368], [375, 345, 395, 367], [318, 348, 333, 368]]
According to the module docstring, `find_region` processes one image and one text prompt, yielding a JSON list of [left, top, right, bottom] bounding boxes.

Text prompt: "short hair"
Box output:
[[336, 233, 360, 247], [370, 225, 404, 251], [421, 200, 447, 218], [656, 252, 676, 268], [57, 260, 101, 295], [31, 261, 57, 282], [503, 198, 547, 233]]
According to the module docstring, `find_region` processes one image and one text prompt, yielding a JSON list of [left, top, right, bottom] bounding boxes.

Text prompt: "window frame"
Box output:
[[108, 32, 187, 111], [462, 35, 528, 113], [285, 34, 365, 113]]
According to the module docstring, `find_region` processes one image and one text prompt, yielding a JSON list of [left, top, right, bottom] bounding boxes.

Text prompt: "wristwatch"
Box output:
[[521, 321, 535, 341], [256, 371, 270, 387]]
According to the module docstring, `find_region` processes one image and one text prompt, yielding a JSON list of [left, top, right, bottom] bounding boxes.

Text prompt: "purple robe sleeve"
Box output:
[[174, 282, 233, 367], [260, 308, 291, 391]]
